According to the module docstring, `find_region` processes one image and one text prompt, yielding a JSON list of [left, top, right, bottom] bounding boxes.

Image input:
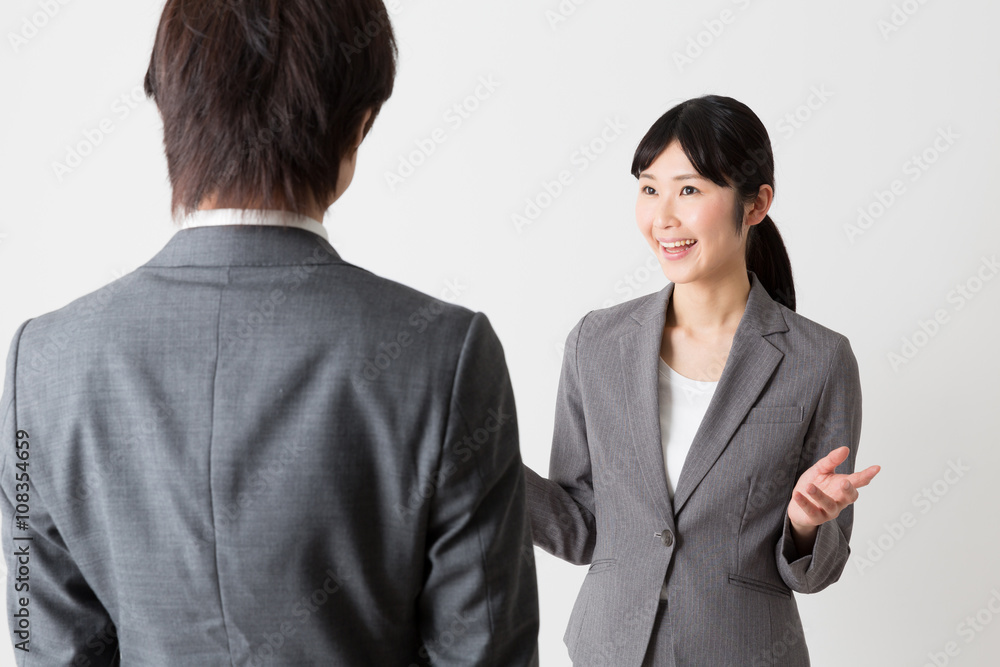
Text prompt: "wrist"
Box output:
[[788, 515, 819, 557], [789, 517, 818, 537]]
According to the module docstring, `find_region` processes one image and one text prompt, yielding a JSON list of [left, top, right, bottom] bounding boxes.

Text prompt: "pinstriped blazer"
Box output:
[[523, 269, 863, 666]]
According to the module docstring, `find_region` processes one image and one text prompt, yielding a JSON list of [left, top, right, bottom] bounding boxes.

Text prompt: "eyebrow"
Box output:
[[638, 172, 705, 181]]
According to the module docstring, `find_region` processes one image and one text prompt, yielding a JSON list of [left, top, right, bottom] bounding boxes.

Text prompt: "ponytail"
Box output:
[[746, 215, 795, 311]]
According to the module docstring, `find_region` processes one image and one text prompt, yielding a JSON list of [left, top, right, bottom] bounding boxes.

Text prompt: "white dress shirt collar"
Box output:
[[180, 208, 329, 243]]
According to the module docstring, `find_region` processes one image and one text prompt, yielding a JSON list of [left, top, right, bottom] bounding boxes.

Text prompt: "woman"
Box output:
[[523, 95, 881, 666]]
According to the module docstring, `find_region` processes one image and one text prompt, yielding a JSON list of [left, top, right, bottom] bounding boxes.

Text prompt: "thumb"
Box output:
[[814, 446, 850, 475]]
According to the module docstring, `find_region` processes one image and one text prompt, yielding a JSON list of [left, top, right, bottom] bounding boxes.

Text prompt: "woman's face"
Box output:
[[635, 139, 748, 284]]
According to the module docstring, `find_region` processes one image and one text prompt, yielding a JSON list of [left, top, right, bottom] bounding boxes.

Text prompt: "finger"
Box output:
[[840, 477, 860, 504], [814, 446, 850, 475], [793, 491, 828, 523], [848, 465, 881, 489], [805, 482, 839, 514]]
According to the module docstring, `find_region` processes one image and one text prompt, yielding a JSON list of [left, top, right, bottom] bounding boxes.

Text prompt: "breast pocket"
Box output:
[[742, 405, 803, 425], [732, 404, 806, 496]]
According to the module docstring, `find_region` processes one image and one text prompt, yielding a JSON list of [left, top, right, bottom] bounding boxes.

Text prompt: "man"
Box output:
[[0, 0, 539, 664]]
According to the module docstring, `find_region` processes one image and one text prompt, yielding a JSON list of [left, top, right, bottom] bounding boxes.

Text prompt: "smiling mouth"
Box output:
[[659, 239, 697, 253]]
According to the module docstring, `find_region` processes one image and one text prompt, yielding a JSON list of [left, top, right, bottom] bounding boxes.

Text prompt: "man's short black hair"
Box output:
[[144, 0, 397, 219]]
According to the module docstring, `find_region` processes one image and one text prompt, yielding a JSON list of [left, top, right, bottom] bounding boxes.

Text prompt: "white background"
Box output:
[[1, 0, 998, 665]]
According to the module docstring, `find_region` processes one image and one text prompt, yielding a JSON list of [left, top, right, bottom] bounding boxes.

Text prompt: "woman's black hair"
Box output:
[[630, 95, 795, 311]]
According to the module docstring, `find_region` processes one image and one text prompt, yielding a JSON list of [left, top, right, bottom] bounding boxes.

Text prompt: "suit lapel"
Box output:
[[619, 271, 789, 525], [620, 291, 676, 531]]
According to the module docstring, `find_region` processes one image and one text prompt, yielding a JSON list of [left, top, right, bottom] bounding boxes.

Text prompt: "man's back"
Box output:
[[0, 224, 539, 665]]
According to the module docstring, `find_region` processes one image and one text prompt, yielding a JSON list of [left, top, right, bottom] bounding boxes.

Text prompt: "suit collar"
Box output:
[[142, 224, 344, 268], [619, 270, 789, 531]]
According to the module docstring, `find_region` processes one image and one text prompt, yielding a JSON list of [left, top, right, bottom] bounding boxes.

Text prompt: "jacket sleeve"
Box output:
[[416, 311, 539, 667], [775, 335, 863, 594], [0, 319, 120, 665], [523, 314, 596, 566]]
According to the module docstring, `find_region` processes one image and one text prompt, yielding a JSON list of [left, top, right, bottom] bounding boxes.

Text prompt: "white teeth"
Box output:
[[660, 239, 696, 248]]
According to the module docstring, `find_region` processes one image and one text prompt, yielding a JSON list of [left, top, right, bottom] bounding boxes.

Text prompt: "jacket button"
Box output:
[[654, 529, 673, 546]]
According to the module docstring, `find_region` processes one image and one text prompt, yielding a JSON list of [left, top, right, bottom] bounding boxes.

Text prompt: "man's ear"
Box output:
[[354, 108, 374, 150]]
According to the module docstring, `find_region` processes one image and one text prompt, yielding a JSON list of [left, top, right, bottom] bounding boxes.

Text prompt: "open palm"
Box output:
[[787, 445, 881, 529]]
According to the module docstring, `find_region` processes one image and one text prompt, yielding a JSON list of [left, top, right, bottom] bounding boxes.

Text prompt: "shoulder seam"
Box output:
[[574, 310, 594, 377], [1, 318, 34, 480]]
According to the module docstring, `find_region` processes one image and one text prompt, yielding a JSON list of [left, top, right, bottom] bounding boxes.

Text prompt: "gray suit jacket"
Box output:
[[524, 270, 863, 666], [0, 224, 539, 665]]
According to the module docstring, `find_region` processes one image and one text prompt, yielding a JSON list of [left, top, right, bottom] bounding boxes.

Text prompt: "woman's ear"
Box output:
[[746, 184, 774, 226]]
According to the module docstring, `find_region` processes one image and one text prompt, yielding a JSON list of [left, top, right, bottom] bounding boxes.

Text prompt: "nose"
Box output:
[[652, 198, 676, 229]]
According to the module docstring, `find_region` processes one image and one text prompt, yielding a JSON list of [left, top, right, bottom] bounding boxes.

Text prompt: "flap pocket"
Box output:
[[587, 558, 617, 574], [728, 573, 791, 598], [743, 405, 803, 424]]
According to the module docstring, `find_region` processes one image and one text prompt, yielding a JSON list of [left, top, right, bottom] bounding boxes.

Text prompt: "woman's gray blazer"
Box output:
[[523, 270, 863, 666]]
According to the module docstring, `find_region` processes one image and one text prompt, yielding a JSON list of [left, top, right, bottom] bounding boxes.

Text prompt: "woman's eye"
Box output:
[[642, 185, 656, 195], [681, 185, 697, 195]]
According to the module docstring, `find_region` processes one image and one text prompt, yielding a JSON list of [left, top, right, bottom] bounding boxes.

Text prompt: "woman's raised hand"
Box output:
[[786, 446, 881, 552]]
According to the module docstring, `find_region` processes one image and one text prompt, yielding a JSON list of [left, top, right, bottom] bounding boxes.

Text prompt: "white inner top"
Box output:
[[658, 357, 718, 600]]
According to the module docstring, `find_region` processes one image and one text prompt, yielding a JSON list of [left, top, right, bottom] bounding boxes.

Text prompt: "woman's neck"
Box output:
[[666, 271, 751, 334]]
